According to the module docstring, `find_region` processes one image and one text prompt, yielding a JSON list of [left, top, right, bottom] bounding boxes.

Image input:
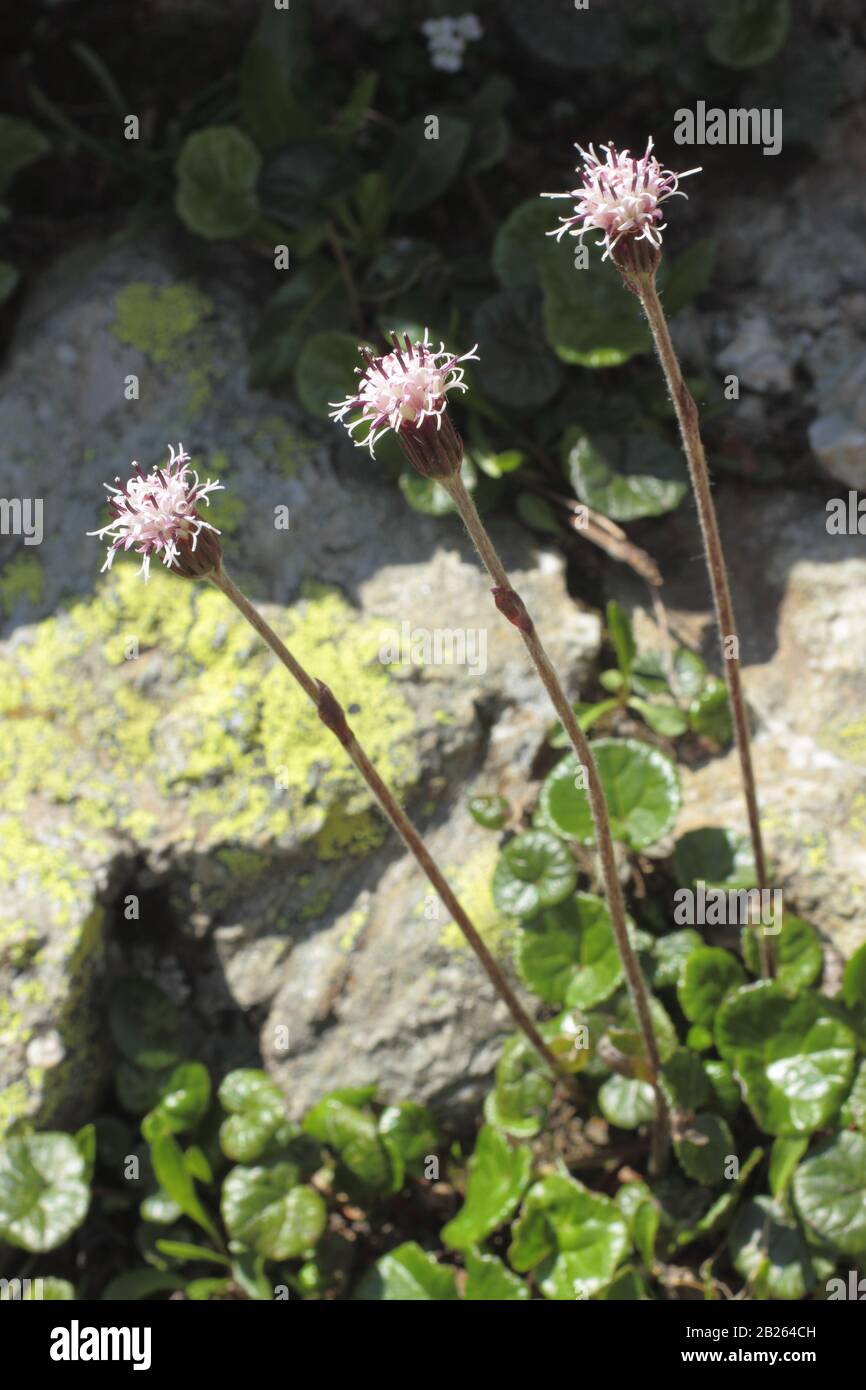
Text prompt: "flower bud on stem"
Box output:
[[443, 472, 671, 1175], [207, 565, 568, 1086]]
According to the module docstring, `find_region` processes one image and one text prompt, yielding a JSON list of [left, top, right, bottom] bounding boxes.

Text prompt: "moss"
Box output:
[[0, 555, 44, 617]]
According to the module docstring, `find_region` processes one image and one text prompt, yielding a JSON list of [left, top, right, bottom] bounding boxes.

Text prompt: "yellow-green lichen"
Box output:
[[114, 283, 211, 362], [112, 281, 215, 416], [437, 841, 515, 957], [252, 416, 318, 479], [820, 716, 866, 769], [0, 555, 44, 616], [339, 906, 369, 952], [0, 565, 417, 858]]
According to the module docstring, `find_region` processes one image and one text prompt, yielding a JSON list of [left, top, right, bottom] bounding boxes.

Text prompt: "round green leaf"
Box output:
[[493, 197, 554, 289], [143, 1062, 211, 1138], [354, 1241, 458, 1300], [704, 1060, 742, 1121], [840, 1058, 866, 1132], [219, 1069, 283, 1113], [0, 1134, 90, 1252], [598, 1075, 655, 1130], [542, 251, 650, 368], [649, 929, 703, 991], [539, 739, 681, 850], [222, 1166, 325, 1260], [302, 1096, 392, 1190], [672, 647, 708, 700], [473, 287, 562, 408], [707, 0, 791, 70], [441, 1127, 532, 1251], [742, 913, 822, 991], [688, 678, 733, 744], [468, 794, 509, 829], [493, 829, 576, 919], [516, 892, 625, 1008], [793, 1131, 866, 1261], [108, 980, 183, 1070], [673, 827, 756, 890], [614, 994, 680, 1064], [175, 125, 261, 240], [564, 429, 688, 521], [716, 983, 857, 1135], [248, 261, 349, 387], [295, 331, 371, 421], [256, 142, 355, 229], [483, 1032, 555, 1138], [729, 1194, 815, 1299], [678, 948, 746, 1027], [661, 1049, 713, 1112], [463, 1250, 529, 1301], [378, 1102, 438, 1190], [385, 114, 470, 213], [674, 1114, 736, 1186], [508, 1174, 628, 1300]]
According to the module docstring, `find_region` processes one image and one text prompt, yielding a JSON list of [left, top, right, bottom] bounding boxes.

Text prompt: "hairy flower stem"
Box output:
[[208, 564, 567, 1084], [443, 474, 670, 1174], [637, 275, 773, 980]]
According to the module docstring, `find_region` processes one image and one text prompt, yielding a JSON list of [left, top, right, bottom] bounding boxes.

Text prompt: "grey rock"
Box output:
[[0, 231, 601, 1133]]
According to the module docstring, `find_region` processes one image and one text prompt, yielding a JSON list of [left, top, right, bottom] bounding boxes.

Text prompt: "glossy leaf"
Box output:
[[508, 1173, 628, 1300], [678, 948, 745, 1028], [303, 1096, 392, 1190], [598, 1075, 655, 1130], [378, 1102, 438, 1191], [793, 1131, 866, 1261], [463, 1249, 529, 1300], [441, 1127, 531, 1250], [673, 827, 756, 890], [674, 1114, 736, 1186], [516, 892, 624, 1008], [354, 1241, 458, 1300], [741, 913, 822, 991], [222, 1165, 326, 1260], [0, 1134, 90, 1253], [716, 983, 857, 1135], [729, 1195, 815, 1300], [493, 830, 576, 920], [468, 794, 509, 829], [540, 739, 681, 849], [483, 1033, 554, 1138], [564, 429, 688, 520]]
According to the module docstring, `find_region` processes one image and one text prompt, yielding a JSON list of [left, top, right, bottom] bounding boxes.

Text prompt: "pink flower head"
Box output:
[[543, 137, 701, 261], [329, 330, 478, 456], [88, 443, 223, 581]]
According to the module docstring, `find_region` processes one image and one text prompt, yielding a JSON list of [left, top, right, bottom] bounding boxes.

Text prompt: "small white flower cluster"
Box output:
[[421, 13, 482, 73]]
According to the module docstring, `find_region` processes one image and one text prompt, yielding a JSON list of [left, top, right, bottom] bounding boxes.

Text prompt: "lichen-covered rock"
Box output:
[[0, 232, 601, 1131]]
